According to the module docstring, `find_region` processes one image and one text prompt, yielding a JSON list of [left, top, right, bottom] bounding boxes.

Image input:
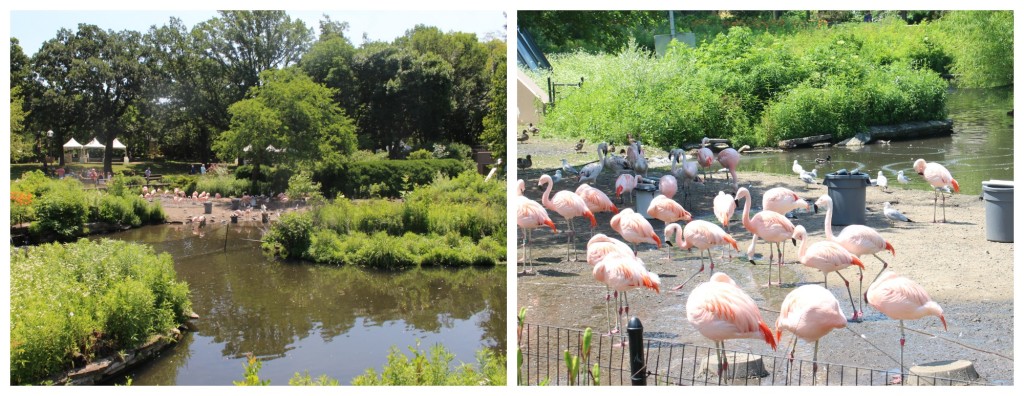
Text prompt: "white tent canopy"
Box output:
[[84, 138, 105, 149], [111, 138, 127, 150], [63, 138, 83, 149]]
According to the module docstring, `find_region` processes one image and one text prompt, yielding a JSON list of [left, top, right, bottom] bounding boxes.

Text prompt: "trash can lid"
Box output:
[[635, 184, 658, 192], [983, 180, 1013, 188]]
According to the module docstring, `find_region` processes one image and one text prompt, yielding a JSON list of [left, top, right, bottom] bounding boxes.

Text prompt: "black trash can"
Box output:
[[204, 201, 213, 214], [231, 198, 241, 210], [982, 180, 1013, 242], [824, 172, 871, 226]]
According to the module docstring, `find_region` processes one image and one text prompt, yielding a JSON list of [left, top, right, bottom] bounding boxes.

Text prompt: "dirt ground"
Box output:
[[516, 137, 1014, 385], [152, 194, 301, 226]]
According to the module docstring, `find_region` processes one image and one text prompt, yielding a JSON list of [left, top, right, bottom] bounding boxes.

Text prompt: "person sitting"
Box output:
[[56, 167, 65, 179]]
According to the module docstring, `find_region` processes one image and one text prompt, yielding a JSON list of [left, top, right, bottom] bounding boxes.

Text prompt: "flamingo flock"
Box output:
[[519, 142, 955, 382]]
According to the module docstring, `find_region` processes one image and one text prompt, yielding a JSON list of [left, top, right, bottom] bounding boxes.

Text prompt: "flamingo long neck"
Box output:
[[823, 202, 835, 241], [671, 152, 678, 174], [541, 178, 553, 210], [740, 191, 753, 231], [797, 231, 808, 259]]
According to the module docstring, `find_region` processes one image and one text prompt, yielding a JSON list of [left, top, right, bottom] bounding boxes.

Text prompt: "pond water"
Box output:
[[93, 223, 506, 385], [739, 87, 1013, 195]]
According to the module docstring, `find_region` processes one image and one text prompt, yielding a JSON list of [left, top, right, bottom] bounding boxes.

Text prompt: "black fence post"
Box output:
[[627, 316, 646, 386]]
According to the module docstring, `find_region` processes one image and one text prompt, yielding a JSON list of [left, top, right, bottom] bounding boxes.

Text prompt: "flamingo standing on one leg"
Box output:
[[615, 173, 638, 205], [816, 194, 894, 321], [539, 174, 597, 262], [687, 272, 778, 379], [587, 234, 639, 335], [664, 221, 738, 290], [716, 147, 741, 192], [736, 187, 797, 287], [516, 194, 557, 274], [775, 285, 848, 383], [575, 183, 619, 237], [593, 250, 661, 339], [659, 174, 678, 199], [913, 158, 959, 223], [610, 208, 662, 253], [866, 271, 947, 385], [647, 195, 692, 260], [791, 225, 865, 321]]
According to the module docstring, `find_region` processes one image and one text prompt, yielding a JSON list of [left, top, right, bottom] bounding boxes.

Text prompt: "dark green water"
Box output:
[[93, 223, 505, 385], [740, 88, 1013, 195]]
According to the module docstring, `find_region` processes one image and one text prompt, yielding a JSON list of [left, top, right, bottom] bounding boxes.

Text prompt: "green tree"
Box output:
[[10, 86, 34, 162], [214, 68, 357, 182], [479, 40, 507, 161], [518, 11, 665, 54], [936, 10, 1014, 88], [300, 15, 359, 111]]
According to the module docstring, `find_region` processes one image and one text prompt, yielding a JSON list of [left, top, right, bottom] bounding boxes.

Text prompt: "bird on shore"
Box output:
[[587, 234, 644, 335], [659, 174, 678, 199], [687, 272, 777, 379], [574, 139, 586, 153], [610, 208, 662, 253], [866, 271, 947, 383], [736, 187, 797, 287], [883, 202, 913, 226], [540, 174, 597, 262], [792, 160, 805, 175], [561, 159, 579, 177], [665, 221, 737, 289], [716, 147, 741, 191], [897, 170, 911, 188], [713, 191, 737, 233], [877, 171, 889, 192], [913, 158, 959, 222], [762, 187, 815, 219], [697, 138, 715, 181], [615, 173, 639, 204], [577, 144, 606, 184], [518, 129, 529, 143], [800, 169, 818, 188], [517, 155, 533, 170], [527, 122, 540, 134], [775, 285, 848, 382], [575, 183, 618, 237], [792, 225, 865, 321], [647, 195, 692, 257], [516, 194, 557, 274], [816, 194, 894, 321], [592, 249, 661, 338]]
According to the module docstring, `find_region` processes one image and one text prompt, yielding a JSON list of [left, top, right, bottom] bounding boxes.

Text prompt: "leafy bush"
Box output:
[[341, 159, 470, 199], [97, 194, 142, 227], [407, 149, 433, 160], [163, 174, 198, 195], [353, 232, 416, 270], [30, 181, 89, 240], [11, 191, 34, 225], [195, 173, 250, 197], [262, 211, 314, 260], [285, 171, 325, 205], [352, 343, 506, 385], [10, 240, 191, 384]]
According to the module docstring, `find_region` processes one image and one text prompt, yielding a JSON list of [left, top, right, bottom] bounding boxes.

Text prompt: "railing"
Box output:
[[518, 320, 984, 386]]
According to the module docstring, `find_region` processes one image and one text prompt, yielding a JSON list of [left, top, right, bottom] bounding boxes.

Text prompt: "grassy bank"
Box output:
[[262, 170, 506, 268], [10, 239, 192, 384]]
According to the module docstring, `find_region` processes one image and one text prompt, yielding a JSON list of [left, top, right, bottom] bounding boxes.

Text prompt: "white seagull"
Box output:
[[883, 202, 913, 226], [897, 170, 911, 187], [792, 160, 805, 175], [876, 171, 888, 192]]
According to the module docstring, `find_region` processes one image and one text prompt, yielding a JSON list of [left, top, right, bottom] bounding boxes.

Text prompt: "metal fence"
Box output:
[[519, 321, 983, 386]]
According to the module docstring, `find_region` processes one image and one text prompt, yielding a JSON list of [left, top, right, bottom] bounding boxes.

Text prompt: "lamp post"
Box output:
[[40, 130, 54, 174]]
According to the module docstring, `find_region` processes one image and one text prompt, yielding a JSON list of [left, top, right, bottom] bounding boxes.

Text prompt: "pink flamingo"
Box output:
[[664, 221, 738, 290], [540, 174, 597, 261], [575, 183, 619, 237], [610, 208, 662, 253], [586, 234, 635, 334], [659, 174, 678, 199], [646, 194, 692, 239], [791, 225, 865, 321], [686, 272, 778, 378], [736, 187, 797, 287], [696, 138, 715, 181], [774, 285, 848, 381], [592, 249, 661, 336], [866, 271, 947, 383], [516, 179, 526, 196], [670, 150, 703, 205], [614, 173, 638, 204], [516, 195, 557, 274], [816, 194, 895, 320], [713, 191, 737, 232], [762, 187, 814, 218], [716, 147, 741, 191], [913, 158, 960, 222]]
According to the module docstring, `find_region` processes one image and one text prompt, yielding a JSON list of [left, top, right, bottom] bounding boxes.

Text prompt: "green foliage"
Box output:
[[351, 343, 506, 386], [10, 239, 191, 384], [233, 353, 271, 386], [535, 18, 959, 147], [30, 180, 89, 240], [408, 149, 433, 160], [195, 173, 250, 197], [326, 159, 470, 199], [106, 175, 146, 197], [935, 11, 1013, 88], [265, 170, 505, 269], [285, 171, 325, 205], [163, 175, 198, 196], [289, 372, 341, 386], [97, 194, 142, 227]]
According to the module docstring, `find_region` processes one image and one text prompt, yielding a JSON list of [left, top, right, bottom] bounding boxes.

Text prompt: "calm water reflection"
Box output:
[[95, 224, 505, 385], [740, 88, 1013, 195]]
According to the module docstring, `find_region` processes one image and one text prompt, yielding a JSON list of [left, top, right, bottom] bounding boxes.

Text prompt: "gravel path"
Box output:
[[516, 136, 1013, 385]]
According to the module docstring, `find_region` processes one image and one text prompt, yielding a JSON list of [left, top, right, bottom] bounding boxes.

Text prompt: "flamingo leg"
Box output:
[[604, 287, 614, 336], [812, 340, 820, 385], [870, 254, 890, 285], [942, 191, 947, 223], [835, 271, 862, 322], [933, 189, 939, 223], [899, 320, 906, 386], [707, 248, 716, 275]]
